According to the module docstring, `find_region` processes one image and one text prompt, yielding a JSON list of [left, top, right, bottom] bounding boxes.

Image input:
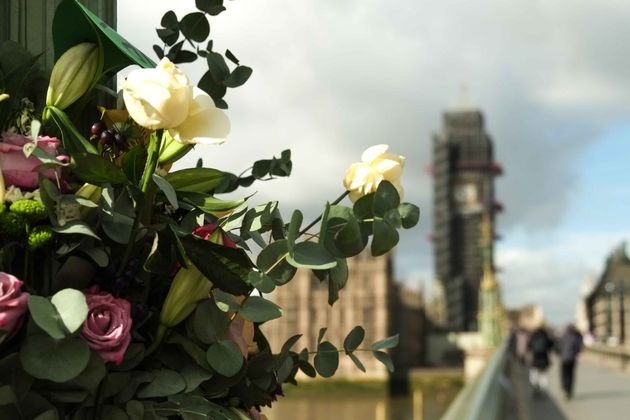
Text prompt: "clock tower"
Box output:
[[431, 108, 503, 331]]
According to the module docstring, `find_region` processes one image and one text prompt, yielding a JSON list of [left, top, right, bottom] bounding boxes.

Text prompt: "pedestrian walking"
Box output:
[[528, 324, 554, 397], [556, 324, 583, 400]]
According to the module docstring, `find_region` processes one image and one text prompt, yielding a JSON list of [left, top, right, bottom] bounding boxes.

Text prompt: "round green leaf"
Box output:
[[343, 326, 365, 354], [373, 181, 400, 217], [372, 350, 395, 373], [371, 334, 399, 350], [257, 240, 296, 285], [206, 340, 243, 377], [20, 335, 90, 383], [286, 242, 337, 270], [239, 296, 283, 323], [225, 66, 253, 88], [28, 296, 66, 339], [51, 288, 88, 334], [314, 341, 339, 378], [179, 12, 210, 42], [137, 369, 186, 398], [371, 219, 399, 256], [194, 299, 228, 344], [398, 203, 420, 229], [247, 271, 276, 293]]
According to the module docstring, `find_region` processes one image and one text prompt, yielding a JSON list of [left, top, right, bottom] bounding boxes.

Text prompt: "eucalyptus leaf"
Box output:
[[286, 242, 337, 270], [371, 334, 399, 350], [194, 299, 228, 344], [314, 341, 339, 378], [137, 370, 186, 398], [51, 288, 88, 334], [27, 296, 66, 339], [52, 221, 100, 240], [373, 181, 400, 217], [372, 350, 395, 373], [20, 335, 90, 383], [257, 240, 295, 285], [247, 271, 275, 293], [398, 203, 420, 229], [206, 340, 243, 377], [343, 326, 365, 354], [371, 218, 399, 256], [239, 296, 282, 323]]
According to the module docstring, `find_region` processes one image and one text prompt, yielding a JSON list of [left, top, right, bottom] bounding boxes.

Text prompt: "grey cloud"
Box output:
[[118, 1, 630, 290]]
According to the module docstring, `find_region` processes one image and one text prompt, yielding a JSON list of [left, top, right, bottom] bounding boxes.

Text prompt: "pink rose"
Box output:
[[0, 272, 29, 340], [193, 223, 236, 248], [0, 133, 66, 189], [250, 408, 268, 420], [81, 287, 132, 364]]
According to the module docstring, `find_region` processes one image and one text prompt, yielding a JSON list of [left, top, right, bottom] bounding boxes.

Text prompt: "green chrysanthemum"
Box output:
[[10, 199, 48, 223], [27, 226, 54, 250], [0, 212, 26, 239]]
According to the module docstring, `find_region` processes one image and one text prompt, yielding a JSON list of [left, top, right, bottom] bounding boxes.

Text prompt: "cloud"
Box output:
[[117, 1, 630, 296]]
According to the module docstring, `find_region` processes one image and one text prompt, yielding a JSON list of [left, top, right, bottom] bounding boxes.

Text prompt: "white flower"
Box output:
[[123, 58, 230, 145], [4, 186, 41, 203], [343, 144, 405, 202]]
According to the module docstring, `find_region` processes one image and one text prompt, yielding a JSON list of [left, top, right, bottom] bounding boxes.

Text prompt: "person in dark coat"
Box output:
[[556, 324, 583, 399], [527, 325, 554, 396]]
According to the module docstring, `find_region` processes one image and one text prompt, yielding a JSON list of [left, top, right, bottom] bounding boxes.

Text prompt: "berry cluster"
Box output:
[[91, 121, 130, 153]]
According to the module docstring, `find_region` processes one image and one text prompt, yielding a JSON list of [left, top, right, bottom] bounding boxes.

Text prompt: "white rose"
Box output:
[[343, 144, 405, 202], [123, 58, 230, 145]]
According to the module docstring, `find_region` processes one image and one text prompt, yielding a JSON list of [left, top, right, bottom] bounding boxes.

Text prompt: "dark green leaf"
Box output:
[[287, 242, 337, 270], [239, 296, 282, 323], [73, 152, 129, 186], [137, 370, 186, 398], [173, 50, 198, 64], [181, 235, 252, 295], [314, 341, 339, 378], [206, 52, 230, 83], [373, 181, 400, 217], [126, 400, 144, 420], [161, 11, 178, 28], [212, 289, 241, 313], [286, 210, 302, 254], [157, 28, 179, 46], [353, 193, 374, 220], [257, 240, 295, 285], [317, 328, 327, 344], [165, 168, 223, 193], [371, 334, 399, 350], [47, 106, 98, 155], [247, 271, 275, 293], [179, 192, 245, 214], [179, 13, 209, 42], [224, 66, 252, 88], [398, 203, 420, 229], [121, 146, 148, 185], [371, 218, 399, 256], [196, 0, 226, 16], [328, 258, 348, 305], [198, 71, 227, 108], [348, 353, 366, 372], [180, 363, 212, 393], [194, 299, 229, 344], [152, 174, 178, 209], [343, 326, 365, 354], [20, 335, 90, 382], [372, 350, 394, 373], [224, 49, 239, 65], [206, 340, 243, 377]]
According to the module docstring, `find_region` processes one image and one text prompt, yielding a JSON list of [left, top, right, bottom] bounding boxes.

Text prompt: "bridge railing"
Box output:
[[440, 341, 511, 420]]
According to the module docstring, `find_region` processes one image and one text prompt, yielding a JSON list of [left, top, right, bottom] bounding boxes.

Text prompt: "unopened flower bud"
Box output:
[[46, 43, 100, 110]]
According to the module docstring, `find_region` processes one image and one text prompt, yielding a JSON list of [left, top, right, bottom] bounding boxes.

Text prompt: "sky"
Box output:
[[118, 0, 630, 325]]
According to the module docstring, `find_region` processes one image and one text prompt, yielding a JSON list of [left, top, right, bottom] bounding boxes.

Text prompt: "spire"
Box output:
[[480, 211, 497, 289]]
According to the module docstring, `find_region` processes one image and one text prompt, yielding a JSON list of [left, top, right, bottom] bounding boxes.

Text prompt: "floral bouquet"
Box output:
[[0, 1, 419, 419]]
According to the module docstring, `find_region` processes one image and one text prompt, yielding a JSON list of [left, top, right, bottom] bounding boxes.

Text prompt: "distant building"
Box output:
[[506, 304, 545, 331], [431, 109, 503, 331], [575, 275, 596, 334], [587, 243, 630, 347], [265, 252, 425, 380]]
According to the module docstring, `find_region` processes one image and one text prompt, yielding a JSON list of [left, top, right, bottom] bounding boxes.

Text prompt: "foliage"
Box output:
[[0, 0, 420, 419]]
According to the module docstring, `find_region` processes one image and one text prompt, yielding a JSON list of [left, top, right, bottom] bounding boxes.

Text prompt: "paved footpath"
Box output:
[[530, 357, 630, 420]]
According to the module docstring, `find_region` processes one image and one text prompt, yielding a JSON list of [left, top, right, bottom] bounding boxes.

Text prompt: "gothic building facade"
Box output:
[[431, 109, 502, 331]]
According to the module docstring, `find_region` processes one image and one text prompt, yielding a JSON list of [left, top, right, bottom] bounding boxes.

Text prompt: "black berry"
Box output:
[[91, 121, 105, 136], [100, 130, 115, 146]]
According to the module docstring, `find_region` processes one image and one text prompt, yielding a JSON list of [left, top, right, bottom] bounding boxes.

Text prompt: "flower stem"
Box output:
[[298, 191, 349, 236], [140, 130, 163, 193]]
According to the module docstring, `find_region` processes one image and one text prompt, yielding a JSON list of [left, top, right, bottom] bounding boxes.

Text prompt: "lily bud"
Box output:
[[0, 93, 9, 103], [160, 266, 212, 329], [46, 43, 100, 110]]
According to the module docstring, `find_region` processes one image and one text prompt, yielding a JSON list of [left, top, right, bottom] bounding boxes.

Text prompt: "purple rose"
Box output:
[[81, 287, 132, 364], [0, 133, 66, 189], [0, 272, 30, 339]]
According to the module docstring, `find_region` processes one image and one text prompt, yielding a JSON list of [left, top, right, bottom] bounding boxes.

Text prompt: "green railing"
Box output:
[[440, 341, 510, 420]]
